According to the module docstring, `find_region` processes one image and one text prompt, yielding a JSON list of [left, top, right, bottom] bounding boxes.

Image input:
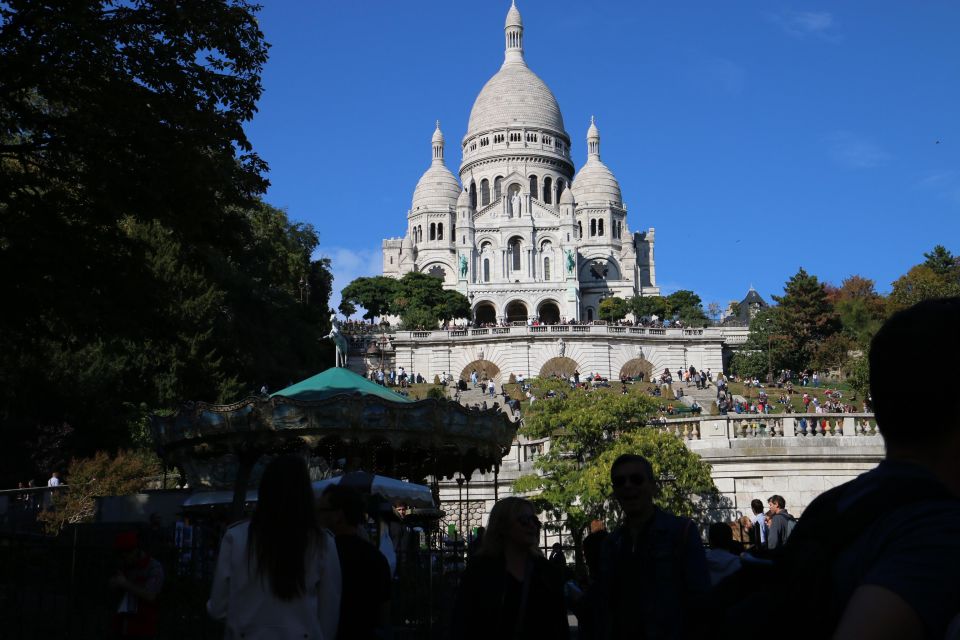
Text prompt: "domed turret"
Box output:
[[457, 186, 473, 210], [572, 117, 622, 206], [559, 184, 575, 206], [412, 121, 461, 213]]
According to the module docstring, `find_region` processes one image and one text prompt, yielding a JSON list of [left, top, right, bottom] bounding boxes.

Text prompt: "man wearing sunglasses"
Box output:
[[595, 454, 709, 639]]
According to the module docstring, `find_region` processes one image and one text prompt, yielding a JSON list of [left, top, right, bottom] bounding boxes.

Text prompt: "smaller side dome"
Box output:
[[572, 117, 622, 205], [412, 122, 461, 212], [559, 184, 575, 205]]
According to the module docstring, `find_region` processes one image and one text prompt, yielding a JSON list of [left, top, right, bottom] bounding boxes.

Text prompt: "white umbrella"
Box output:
[[311, 471, 435, 508], [181, 472, 434, 509]]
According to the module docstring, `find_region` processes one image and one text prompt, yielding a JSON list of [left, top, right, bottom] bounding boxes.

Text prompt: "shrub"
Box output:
[[38, 449, 162, 535]]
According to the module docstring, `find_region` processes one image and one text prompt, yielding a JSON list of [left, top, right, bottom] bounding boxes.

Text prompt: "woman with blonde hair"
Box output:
[[207, 455, 341, 639], [450, 497, 569, 639]]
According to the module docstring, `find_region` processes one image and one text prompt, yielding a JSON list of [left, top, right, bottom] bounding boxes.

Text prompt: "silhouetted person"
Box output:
[[207, 455, 341, 638]]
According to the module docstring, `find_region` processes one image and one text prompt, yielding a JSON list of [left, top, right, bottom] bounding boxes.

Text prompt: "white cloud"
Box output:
[[314, 245, 382, 314], [823, 131, 892, 169], [769, 10, 841, 41]]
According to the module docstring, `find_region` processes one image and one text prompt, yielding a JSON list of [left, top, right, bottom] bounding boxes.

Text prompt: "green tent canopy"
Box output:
[[271, 367, 413, 403]]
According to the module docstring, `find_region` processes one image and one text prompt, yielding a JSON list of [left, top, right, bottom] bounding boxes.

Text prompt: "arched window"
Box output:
[[480, 179, 490, 206], [598, 219, 604, 236], [510, 238, 521, 272], [587, 307, 594, 321], [543, 177, 552, 204], [556, 179, 565, 197], [418, 225, 422, 242], [483, 258, 490, 282], [529, 175, 538, 200], [430, 223, 436, 241], [437, 223, 443, 240], [390, 256, 393, 264], [590, 219, 597, 237], [494, 176, 503, 200], [577, 221, 583, 238], [544, 256, 551, 281], [470, 181, 477, 208]]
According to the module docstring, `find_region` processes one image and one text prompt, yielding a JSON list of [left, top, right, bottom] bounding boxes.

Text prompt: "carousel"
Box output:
[[150, 366, 515, 516]]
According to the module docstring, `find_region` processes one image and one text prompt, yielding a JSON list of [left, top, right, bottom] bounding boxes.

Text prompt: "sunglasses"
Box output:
[[611, 473, 648, 489], [516, 515, 542, 529]]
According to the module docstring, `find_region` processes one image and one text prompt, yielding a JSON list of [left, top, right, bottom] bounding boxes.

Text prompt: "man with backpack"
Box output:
[[765, 495, 795, 549]]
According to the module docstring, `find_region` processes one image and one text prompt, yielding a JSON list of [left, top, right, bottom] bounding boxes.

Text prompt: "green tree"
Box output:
[[391, 272, 470, 328], [515, 382, 717, 566], [889, 265, 960, 311], [730, 307, 777, 379], [829, 275, 886, 348], [340, 276, 402, 322], [628, 295, 667, 320], [338, 300, 357, 319], [665, 290, 709, 327], [0, 1, 347, 485], [598, 297, 630, 322], [923, 245, 959, 277], [770, 268, 840, 372]]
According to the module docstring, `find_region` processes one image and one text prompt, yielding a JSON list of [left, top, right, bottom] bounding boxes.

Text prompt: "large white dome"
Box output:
[[466, 62, 566, 138]]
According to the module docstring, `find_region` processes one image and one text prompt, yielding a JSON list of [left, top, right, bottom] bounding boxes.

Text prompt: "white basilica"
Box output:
[[382, 2, 658, 325]]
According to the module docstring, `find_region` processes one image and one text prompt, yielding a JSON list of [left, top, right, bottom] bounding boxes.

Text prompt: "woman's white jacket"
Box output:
[[207, 521, 341, 640]]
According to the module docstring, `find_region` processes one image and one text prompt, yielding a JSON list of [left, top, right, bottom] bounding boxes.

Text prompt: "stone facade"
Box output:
[[382, 3, 657, 324]]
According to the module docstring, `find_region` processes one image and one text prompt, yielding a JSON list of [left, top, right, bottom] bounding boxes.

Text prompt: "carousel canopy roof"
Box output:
[[272, 367, 412, 404]]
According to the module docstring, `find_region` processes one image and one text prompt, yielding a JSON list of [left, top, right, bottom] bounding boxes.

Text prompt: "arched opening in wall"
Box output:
[[539, 357, 579, 379], [494, 176, 503, 200], [470, 182, 477, 208], [460, 360, 501, 383], [538, 300, 560, 324], [509, 237, 522, 273], [483, 258, 490, 282], [480, 179, 490, 206], [543, 256, 551, 281], [557, 179, 565, 197], [620, 358, 654, 382], [590, 219, 597, 237], [505, 300, 528, 323], [543, 177, 553, 204], [529, 175, 538, 200], [598, 219, 604, 236], [430, 223, 436, 241], [474, 302, 496, 326], [586, 307, 594, 321], [418, 226, 422, 242], [437, 223, 443, 240], [577, 221, 583, 238]]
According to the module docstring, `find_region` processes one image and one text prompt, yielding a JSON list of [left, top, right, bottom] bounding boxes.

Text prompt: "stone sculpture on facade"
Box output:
[[459, 253, 468, 277]]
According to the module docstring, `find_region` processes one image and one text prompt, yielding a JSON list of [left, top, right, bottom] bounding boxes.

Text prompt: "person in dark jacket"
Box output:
[[450, 497, 569, 640], [595, 454, 710, 640]]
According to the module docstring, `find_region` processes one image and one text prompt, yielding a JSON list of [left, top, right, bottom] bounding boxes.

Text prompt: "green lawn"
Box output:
[[724, 379, 863, 413]]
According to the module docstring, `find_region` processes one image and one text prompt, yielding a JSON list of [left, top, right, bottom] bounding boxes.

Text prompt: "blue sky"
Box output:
[[243, 1, 960, 312]]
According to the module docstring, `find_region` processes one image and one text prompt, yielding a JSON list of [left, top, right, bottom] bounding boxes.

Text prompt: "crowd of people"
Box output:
[[59, 298, 960, 639]]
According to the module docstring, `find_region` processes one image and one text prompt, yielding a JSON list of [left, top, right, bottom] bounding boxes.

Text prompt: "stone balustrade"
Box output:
[[395, 325, 726, 341], [658, 413, 879, 441]]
